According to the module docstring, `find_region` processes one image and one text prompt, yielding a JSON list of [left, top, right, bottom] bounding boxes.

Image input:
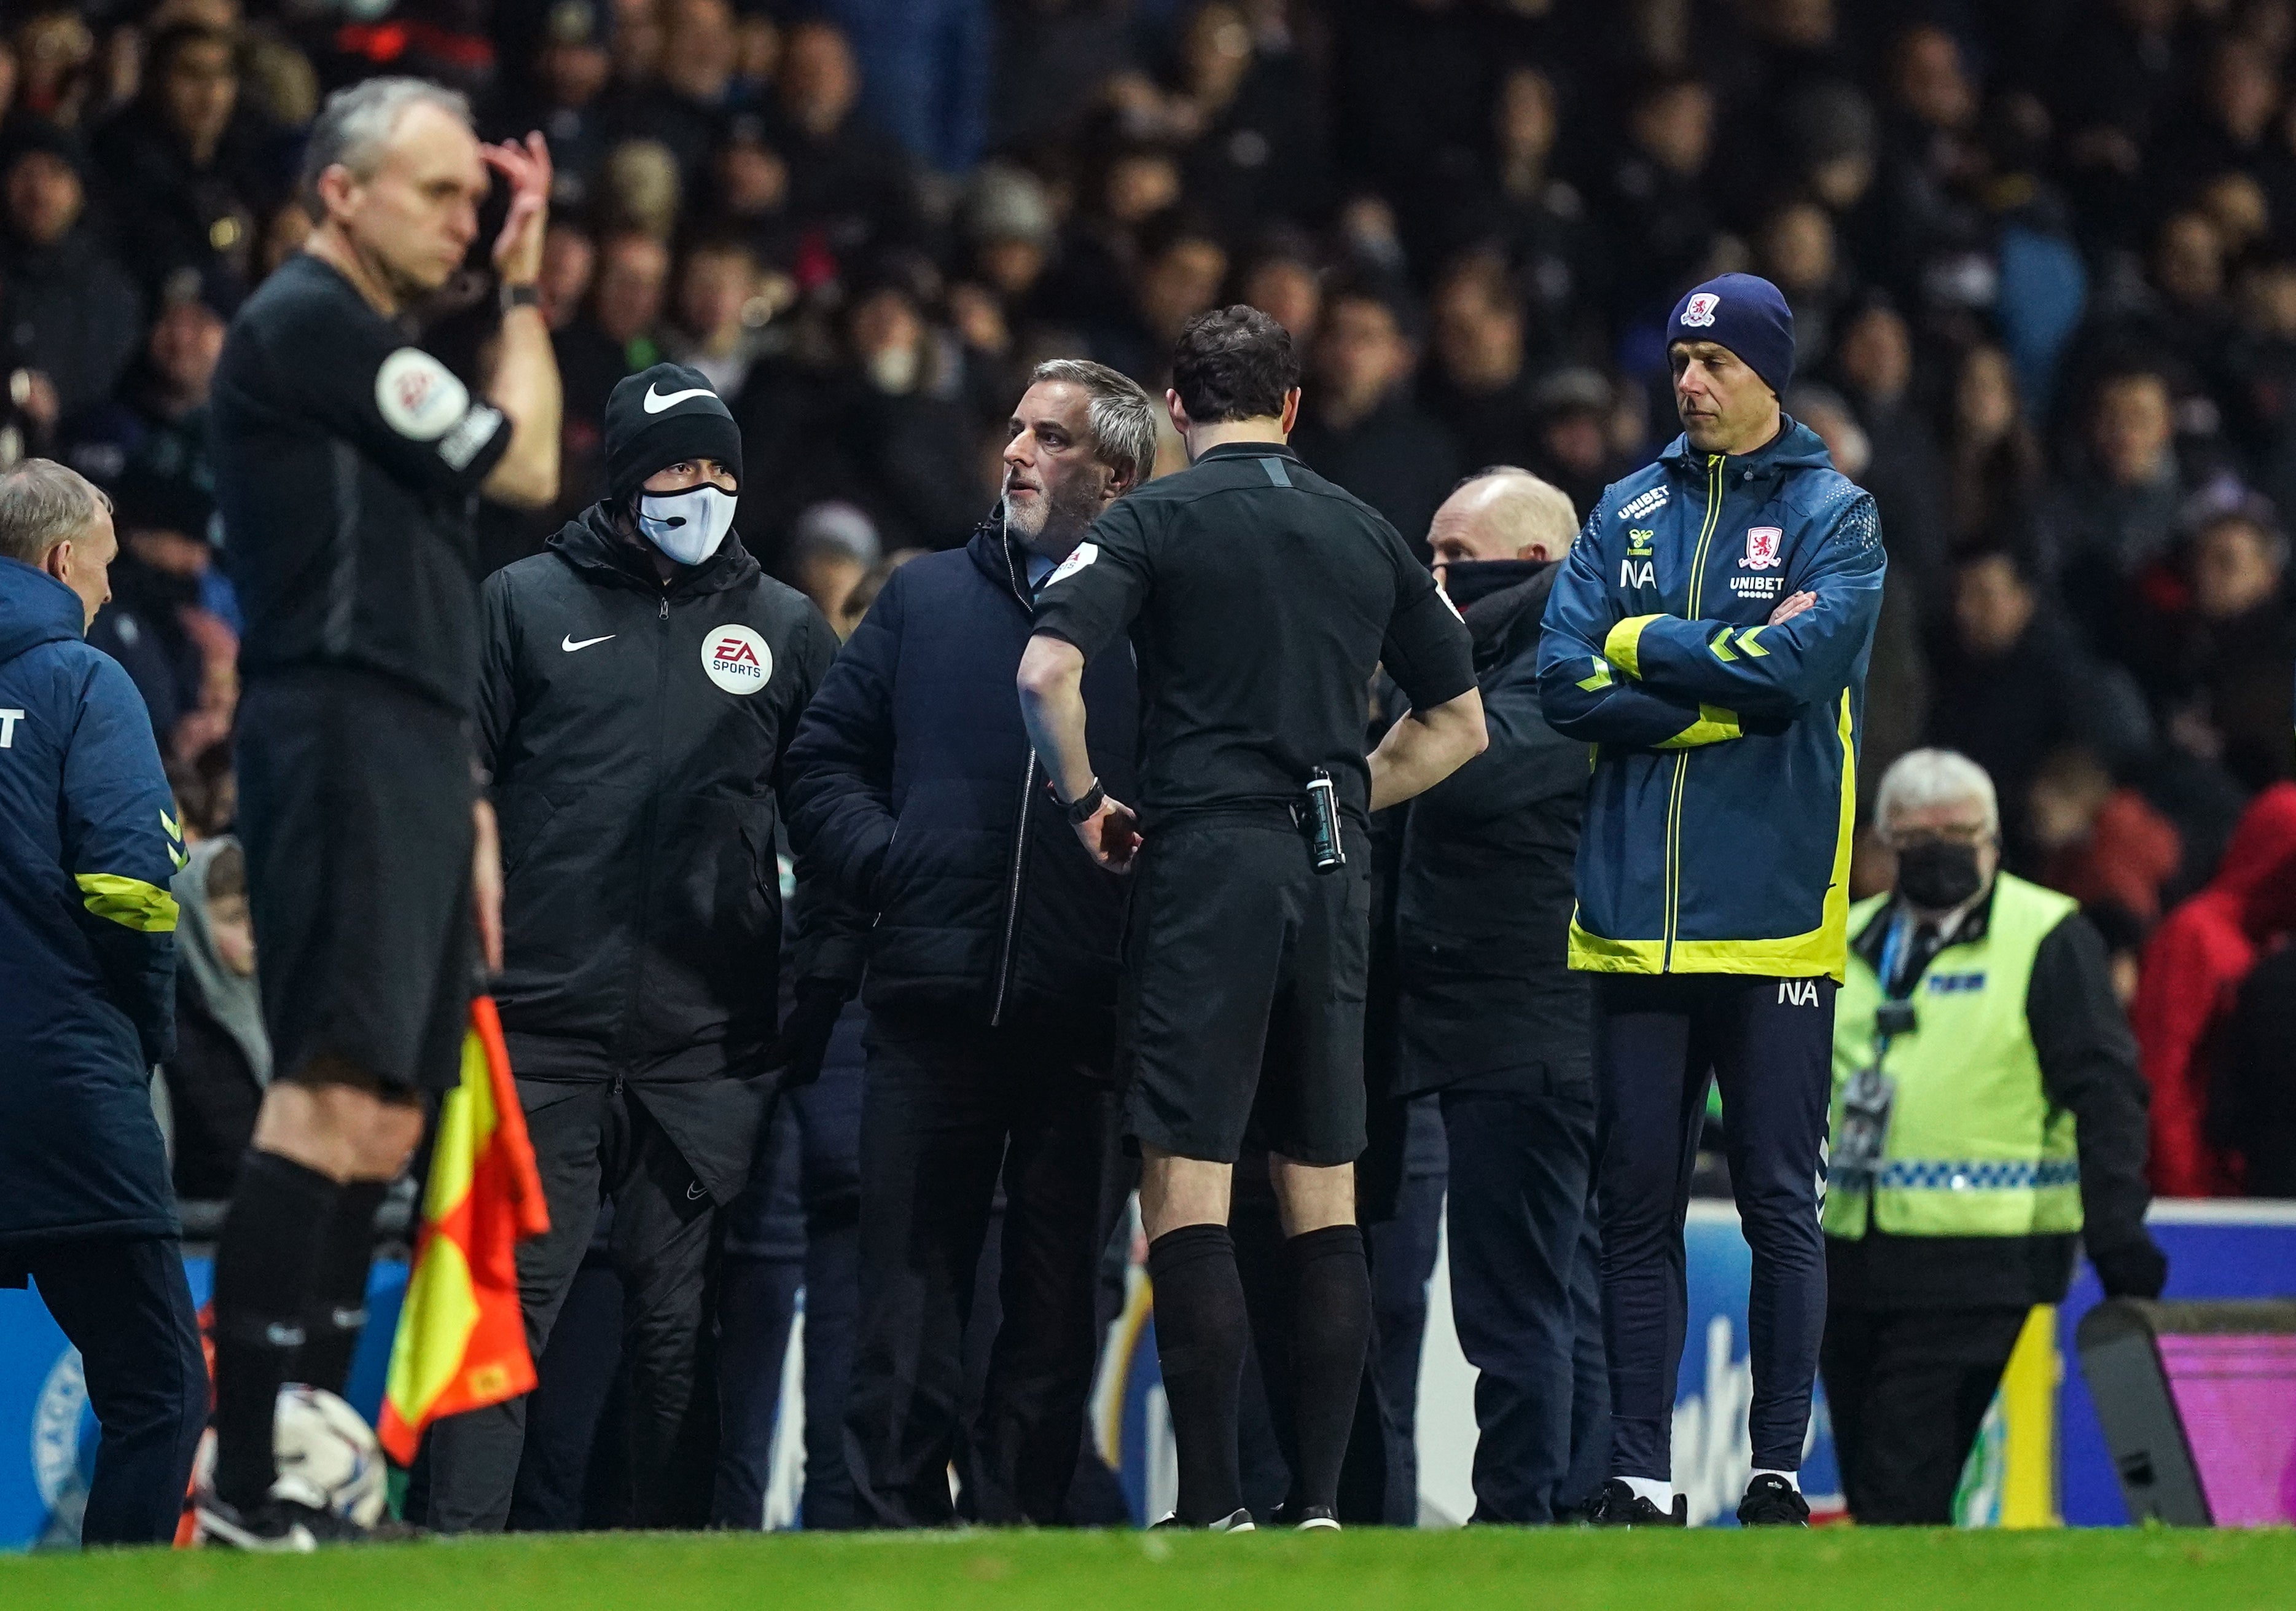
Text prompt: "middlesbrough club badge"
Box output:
[[1743, 527, 1783, 570]]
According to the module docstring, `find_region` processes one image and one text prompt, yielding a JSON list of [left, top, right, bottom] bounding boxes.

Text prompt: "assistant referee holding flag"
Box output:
[[1537, 273, 1883, 1527], [1019, 307, 1486, 1531], [201, 78, 561, 1548]]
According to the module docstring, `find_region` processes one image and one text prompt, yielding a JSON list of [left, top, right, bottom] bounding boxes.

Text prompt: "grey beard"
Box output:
[[1006, 493, 1095, 560]]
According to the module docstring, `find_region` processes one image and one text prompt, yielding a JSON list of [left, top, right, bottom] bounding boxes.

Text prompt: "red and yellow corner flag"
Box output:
[[377, 996, 551, 1465]]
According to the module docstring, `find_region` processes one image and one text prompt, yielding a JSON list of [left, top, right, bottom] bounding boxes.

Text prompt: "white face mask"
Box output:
[[637, 484, 738, 566]]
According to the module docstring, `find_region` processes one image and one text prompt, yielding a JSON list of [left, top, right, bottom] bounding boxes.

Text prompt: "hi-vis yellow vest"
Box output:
[[1825, 874, 2083, 1240]]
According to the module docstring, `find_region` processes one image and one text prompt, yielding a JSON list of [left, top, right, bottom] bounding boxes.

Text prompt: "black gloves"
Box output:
[[771, 982, 847, 1089], [2090, 1235, 2169, 1301]]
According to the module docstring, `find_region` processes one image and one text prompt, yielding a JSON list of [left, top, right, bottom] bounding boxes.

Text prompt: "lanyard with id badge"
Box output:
[[1835, 917, 1918, 1196]]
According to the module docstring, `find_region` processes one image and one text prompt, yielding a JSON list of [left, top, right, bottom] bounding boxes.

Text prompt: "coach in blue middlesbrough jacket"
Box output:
[[1535, 275, 1884, 1529], [0, 461, 206, 1544], [783, 359, 1153, 1527]]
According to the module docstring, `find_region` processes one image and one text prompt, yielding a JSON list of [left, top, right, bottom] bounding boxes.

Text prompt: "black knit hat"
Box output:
[[604, 363, 743, 504]]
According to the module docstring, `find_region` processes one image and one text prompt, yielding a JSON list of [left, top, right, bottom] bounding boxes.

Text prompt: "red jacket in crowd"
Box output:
[[2131, 782, 2296, 1196]]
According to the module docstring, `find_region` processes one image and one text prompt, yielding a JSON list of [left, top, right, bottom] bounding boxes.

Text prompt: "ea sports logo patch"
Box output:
[[702, 623, 772, 695], [1681, 292, 1720, 329], [375, 348, 470, 441], [1045, 541, 1098, 587], [1743, 526, 1783, 570]]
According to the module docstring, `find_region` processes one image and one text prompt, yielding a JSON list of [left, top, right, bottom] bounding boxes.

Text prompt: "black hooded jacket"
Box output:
[[782, 517, 1138, 1040], [475, 507, 838, 1097], [1392, 559, 1591, 1096]]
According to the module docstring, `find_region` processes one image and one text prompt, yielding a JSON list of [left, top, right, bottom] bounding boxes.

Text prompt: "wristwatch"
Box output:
[[1061, 778, 1106, 825], [499, 281, 542, 315]]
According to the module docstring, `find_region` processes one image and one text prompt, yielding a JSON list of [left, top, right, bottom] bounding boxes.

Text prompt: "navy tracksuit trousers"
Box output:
[[1592, 973, 1834, 1482], [13, 1237, 207, 1545], [1440, 1085, 1609, 1522]]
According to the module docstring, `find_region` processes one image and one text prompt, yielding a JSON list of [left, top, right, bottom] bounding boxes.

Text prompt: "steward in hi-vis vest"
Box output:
[[1821, 748, 2163, 1526]]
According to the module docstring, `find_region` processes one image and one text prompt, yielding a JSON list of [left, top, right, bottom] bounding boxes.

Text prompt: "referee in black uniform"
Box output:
[[199, 78, 561, 1548], [1018, 307, 1486, 1530]]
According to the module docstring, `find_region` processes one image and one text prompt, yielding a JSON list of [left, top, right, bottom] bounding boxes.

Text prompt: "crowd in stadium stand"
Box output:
[[14, 0, 2294, 1196]]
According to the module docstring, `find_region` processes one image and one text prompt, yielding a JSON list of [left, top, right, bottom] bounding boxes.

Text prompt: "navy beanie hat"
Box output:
[[605, 363, 744, 504], [1666, 273, 1795, 398]]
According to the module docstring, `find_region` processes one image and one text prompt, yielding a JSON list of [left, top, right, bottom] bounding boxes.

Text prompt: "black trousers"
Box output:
[[11, 1236, 206, 1545], [847, 1012, 1123, 1526], [426, 1082, 722, 1531], [716, 1035, 864, 1530], [505, 1235, 628, 1531], [1367, 1096, 1447, 1513], [1440, 1083, 1610, 1523], [1821, 1303, 2030, 1524], [1593, 973, 1833, 1480]]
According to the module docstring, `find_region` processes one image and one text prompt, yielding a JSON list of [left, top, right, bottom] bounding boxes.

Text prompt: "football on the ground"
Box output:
[[192, 1385, 389, 1527]]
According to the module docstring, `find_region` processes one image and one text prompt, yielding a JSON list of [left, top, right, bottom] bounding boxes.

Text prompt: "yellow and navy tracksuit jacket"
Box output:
[[0, 554, 184, 1244], [1534, 418, 1884, 982]]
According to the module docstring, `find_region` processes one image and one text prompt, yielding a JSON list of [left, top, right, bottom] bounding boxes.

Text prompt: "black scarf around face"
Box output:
[[1440, 557, 1550, 610]]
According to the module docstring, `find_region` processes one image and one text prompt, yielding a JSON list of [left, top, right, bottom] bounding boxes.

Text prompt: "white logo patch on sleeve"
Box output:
[[702, 623, 773, 695], [438, 403, 502, 470], [375, 348, 471, 441], [1045, 542, 1098, 587]]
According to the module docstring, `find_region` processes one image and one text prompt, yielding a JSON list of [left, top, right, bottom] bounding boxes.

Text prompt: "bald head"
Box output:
[[1427, 469, 1577, 579]]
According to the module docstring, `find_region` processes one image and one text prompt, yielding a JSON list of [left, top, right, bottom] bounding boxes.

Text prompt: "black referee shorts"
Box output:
[[1119, 817, 1371, 1167], [235, 669, 476, 1096]]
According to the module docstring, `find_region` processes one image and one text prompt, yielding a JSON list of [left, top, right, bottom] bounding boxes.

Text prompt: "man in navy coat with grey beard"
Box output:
[[783, 358, 1157, 1527]]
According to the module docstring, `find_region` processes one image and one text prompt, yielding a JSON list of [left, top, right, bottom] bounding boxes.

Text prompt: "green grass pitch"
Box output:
[[7, 1527, 2295, 1611]]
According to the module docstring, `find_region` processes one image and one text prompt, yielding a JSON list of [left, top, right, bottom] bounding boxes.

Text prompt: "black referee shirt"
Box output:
[[210, 254, 513, 714], [1031, 441, 1475, 826]]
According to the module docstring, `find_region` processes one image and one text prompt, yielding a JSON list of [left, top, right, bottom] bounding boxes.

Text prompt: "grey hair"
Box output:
[[0, 458, 110, 566], [1031, 358, 1158, 493], [1875, 748, 1999, 838], [300, 77, 474, 212]]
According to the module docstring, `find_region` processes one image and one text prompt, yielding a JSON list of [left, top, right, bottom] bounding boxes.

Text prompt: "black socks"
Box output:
[[1286, 1224, 1370, 1515], [1147, 1225, 1249, 1524], [297, 1179, 389, 1394], [209, 1151, 341, 1508]]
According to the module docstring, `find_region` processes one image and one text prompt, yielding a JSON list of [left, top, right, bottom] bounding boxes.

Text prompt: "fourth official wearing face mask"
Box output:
[[424, 363, 838, 1532], [1822, 748, 2165, 1526]]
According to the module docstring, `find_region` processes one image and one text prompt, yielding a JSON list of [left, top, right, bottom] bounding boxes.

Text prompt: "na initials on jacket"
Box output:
[[1534, 417, 1886, 982]]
